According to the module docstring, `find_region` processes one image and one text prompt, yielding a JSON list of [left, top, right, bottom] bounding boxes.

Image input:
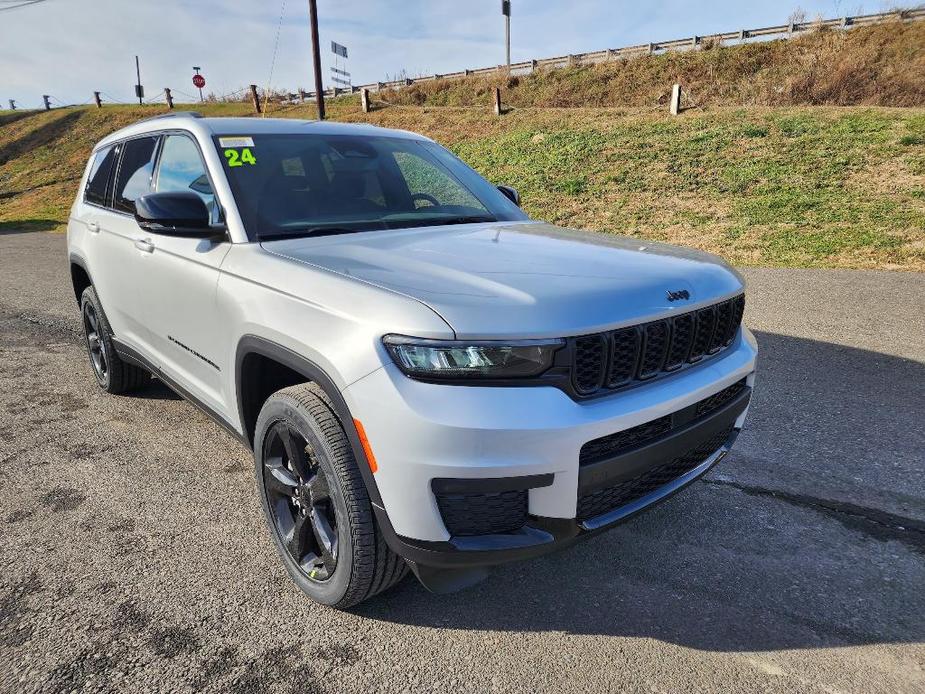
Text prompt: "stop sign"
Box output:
[[192, 74, 206, 89]]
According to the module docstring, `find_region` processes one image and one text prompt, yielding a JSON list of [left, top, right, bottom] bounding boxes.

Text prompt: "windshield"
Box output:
[[213, 133, 528, 240]]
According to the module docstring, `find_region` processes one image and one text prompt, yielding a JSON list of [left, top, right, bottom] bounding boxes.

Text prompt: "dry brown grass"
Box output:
[[380, 20, 925, 110]]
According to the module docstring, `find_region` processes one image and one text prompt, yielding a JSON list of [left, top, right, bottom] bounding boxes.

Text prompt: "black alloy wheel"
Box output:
[[78, 286, 149, 394], [253, 382, 408, 608], [82, 300, 108, 384], [262, 421, 339, 582]]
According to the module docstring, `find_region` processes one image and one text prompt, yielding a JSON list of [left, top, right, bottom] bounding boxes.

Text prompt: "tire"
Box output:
[[254, 382, 408, 608], [80, 286, 149, 394]]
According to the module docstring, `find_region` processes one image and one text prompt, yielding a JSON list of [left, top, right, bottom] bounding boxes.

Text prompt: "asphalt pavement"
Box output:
[[1, 229, 923, 693]]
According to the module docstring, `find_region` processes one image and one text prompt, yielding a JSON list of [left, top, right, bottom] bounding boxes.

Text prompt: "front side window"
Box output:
[[113, 136, 159, 213], [155, 135, 218, 222], [84, 145, 118, 207], [214, 133, 527, 240]]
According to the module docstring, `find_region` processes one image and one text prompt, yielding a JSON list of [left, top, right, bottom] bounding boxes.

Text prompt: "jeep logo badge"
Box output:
[[666, 289, 690, 302]]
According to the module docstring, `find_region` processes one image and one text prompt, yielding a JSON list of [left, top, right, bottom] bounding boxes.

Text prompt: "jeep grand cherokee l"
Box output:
[[67, 112, 757, 608]]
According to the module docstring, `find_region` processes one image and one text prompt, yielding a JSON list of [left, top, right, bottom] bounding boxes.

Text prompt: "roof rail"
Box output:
[[136, 111, 204, 124]]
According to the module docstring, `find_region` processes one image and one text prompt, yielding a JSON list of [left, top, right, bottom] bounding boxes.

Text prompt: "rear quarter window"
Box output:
[[84, 146, 118, 207]]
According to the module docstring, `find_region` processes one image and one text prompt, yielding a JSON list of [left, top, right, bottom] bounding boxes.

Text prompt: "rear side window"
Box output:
[[113, 136, 159, 213], [84, 146, 118, 207]]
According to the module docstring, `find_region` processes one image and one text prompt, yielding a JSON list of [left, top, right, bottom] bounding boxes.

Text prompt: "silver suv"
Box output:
[[67, 112, 757, 608]]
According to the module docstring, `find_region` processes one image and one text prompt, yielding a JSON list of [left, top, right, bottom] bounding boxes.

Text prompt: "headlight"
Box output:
[[383, 335, 564, 379]]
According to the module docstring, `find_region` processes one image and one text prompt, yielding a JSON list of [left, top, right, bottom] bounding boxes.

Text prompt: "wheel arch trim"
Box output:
[[68, 252, 95, 306], [234, 334, 385, 508]]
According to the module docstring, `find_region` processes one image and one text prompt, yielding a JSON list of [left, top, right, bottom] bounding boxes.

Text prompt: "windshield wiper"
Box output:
[[438, 215, 497, 225], [258, 226, 373, 241], [388, 215, 497, 229]]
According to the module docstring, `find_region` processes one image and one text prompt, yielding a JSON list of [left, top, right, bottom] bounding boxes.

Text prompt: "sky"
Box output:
[[0, 0, 886, 109]]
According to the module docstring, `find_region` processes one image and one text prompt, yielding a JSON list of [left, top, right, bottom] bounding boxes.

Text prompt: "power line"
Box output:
[[0, 0, 55, 12], [263, 0, 286, 117]]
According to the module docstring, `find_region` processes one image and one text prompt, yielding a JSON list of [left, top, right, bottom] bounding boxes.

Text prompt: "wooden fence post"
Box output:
[[493, 87, 502, 116], [360, 88, 371, 113], [250, 84, 262, 114], [669, 84, 682, 115], [164, 88, 174, 109], [93, 92, 102, 108]]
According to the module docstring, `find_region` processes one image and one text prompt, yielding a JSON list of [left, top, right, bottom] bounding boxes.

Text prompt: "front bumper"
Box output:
[[343, 327, 757, 581]]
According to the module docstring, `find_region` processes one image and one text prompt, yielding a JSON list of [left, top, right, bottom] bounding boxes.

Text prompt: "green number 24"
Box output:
[[224, 148, 256, 167]]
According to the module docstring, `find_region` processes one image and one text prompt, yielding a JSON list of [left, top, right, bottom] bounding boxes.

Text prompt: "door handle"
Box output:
[[86, 221, 100, 233], [134, 238, 155, 254]]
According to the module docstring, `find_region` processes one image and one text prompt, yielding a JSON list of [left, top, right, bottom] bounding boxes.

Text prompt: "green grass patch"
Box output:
[[1, 103, 923, 270]]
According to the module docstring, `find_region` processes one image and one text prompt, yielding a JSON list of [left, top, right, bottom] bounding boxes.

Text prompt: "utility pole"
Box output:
[[308, 0, 326, 120], [134, 55, 144, 105], [502, 0, 511, 68], [42, 95, 51, 110]]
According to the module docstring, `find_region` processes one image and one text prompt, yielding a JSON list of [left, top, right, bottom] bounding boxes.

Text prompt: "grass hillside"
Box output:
[[1, 21, 923, 270], [387, 19, 925, 109]]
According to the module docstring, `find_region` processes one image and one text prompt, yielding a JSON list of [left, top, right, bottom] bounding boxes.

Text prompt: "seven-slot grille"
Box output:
[[570, 295, 744, 397]]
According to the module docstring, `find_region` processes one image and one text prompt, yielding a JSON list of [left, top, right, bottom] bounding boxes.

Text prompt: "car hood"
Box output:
[[261, 221, 744, 339]]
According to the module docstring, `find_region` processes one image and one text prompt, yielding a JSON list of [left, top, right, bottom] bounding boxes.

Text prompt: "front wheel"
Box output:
[[254, 383, 407, 608]]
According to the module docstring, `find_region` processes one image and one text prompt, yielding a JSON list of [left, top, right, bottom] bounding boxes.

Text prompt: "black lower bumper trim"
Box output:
[[375, 422, 742, 573], [578, 387, 750, 495]]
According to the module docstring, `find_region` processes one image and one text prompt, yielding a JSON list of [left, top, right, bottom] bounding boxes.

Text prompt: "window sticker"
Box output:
[[224, 147, 257, 167], [218, 136, 254, 148]]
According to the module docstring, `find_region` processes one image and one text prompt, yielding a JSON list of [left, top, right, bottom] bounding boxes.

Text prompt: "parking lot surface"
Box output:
[[1, 230, 923, 693]]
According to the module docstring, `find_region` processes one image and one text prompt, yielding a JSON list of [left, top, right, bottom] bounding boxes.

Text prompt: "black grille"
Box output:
[[577, 428, 733, 522], [435, 490, 528, 536], [607, 328, 639, 387], [639, 321, 670, 378], [573, 335, 606, 394], [580, 415, 672, 466], [665, 313, 695, 370], [569, 295, 744, 397], [710, 300, 732, 353], [690, 306, 716, 362], [696, 378, 747, 416], [579, 378, 747, 466]]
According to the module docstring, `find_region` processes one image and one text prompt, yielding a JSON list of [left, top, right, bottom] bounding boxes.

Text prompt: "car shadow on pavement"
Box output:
[[354, 331, 925, 652], [134, 378, 182, 401]]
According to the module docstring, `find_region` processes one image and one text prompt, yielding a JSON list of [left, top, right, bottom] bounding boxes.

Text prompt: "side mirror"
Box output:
[[134, 192, 220, 236], [497, 185, 521, 207]]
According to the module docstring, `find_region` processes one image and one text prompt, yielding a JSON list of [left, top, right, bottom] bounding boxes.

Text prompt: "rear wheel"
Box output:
[[80, 286, 149, 394], [254, 383, 407, 608]]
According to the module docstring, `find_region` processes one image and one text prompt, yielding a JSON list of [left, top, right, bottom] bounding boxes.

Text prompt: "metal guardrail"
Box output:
[[302, 8, 924, 100]]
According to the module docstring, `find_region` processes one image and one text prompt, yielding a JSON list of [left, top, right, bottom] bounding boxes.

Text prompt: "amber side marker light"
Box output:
[[353, 419, 378, 473]]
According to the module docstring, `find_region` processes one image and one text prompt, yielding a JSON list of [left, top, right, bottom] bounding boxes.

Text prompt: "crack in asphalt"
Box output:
[[704, 478, 925, 553], [13, 311, 80, 339]]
